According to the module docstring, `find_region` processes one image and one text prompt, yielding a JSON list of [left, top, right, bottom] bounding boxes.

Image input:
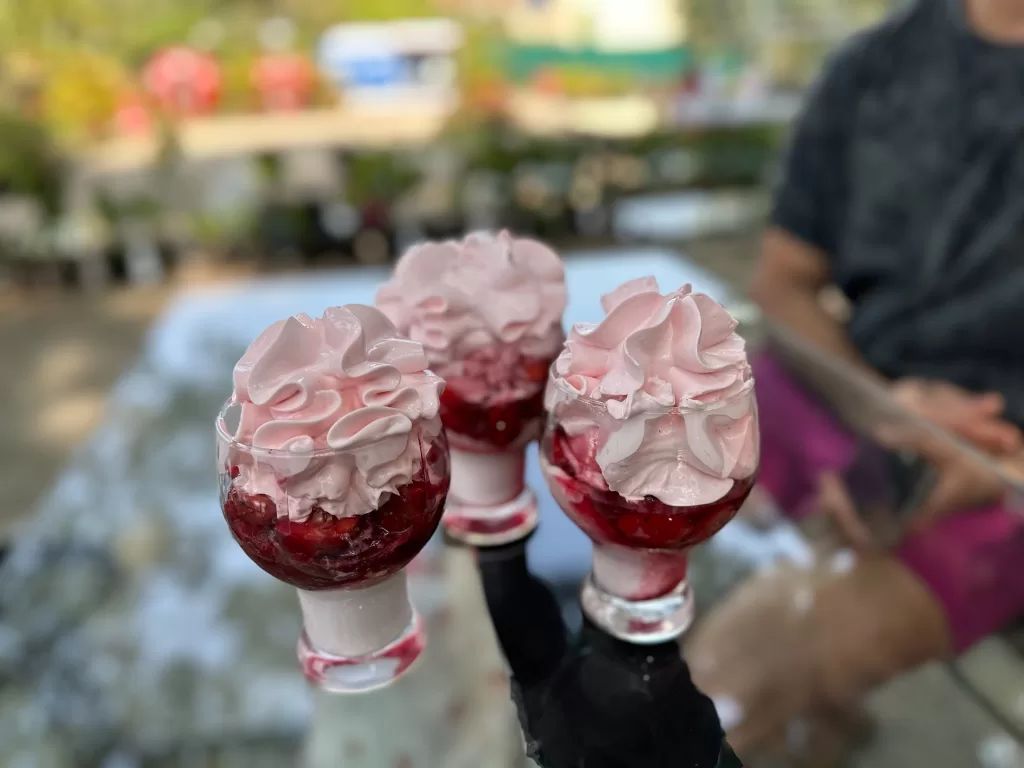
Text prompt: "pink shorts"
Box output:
[[755, 353, 1024, 651]]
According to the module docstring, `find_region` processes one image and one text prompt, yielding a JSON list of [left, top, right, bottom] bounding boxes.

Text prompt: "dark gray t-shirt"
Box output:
[[772, 0, 1024, 424]]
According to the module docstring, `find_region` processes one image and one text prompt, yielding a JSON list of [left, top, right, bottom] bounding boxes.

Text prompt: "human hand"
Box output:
[[813, 458, 1007, 551], [874, 379, 1021, 531], [889, 379, 1022, 456]]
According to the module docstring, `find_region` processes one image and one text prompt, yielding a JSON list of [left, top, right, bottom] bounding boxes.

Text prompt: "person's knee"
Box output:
[[686, 556, 950, 754]]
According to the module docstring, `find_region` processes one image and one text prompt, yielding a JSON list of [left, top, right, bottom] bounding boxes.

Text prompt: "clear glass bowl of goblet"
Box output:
[[539, 374, 758, 643]]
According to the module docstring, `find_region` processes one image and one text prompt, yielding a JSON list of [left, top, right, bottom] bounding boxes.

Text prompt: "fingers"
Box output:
[[971, 391, 1005, 413], [891, 380, 1022, 455], [958, 419, 1023, 455], [884, 404, 1021, 459], [944, 391, 1019, 452], [922, 391, 1020, 454]]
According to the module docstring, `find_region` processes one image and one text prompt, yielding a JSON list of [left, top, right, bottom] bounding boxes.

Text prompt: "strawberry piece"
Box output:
[[524, 360, 549, 383], [238, 493, 277, 526], [275, 511, 360, 558]]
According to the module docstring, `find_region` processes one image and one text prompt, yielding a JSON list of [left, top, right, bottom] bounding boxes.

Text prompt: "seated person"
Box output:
[[687, 0, 1024, 760]]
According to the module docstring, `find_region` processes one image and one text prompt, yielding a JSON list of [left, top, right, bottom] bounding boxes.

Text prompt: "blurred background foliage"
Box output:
[[0, 111, 62, 215], [0, 0, 460, 143], [0, 0, 895, 145]]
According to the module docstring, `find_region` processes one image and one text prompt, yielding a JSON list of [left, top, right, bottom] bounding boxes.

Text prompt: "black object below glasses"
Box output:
[[478, 538, 742, 768]]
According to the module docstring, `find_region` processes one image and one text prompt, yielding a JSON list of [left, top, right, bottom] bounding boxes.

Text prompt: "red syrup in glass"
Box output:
[[222, 439, 449, 591], [542, 426, 755, 551], [437, 347, 553, 449]]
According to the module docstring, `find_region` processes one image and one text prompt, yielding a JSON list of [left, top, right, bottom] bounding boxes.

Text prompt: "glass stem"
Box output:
[[449, 446, 526, 506], [592, 544, 689, 602], [297, 571, 412, 657]]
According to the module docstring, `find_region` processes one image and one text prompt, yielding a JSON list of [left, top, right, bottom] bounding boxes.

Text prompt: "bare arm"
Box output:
[[752, 227, 1024, 455], [750, 227, 878, 378]]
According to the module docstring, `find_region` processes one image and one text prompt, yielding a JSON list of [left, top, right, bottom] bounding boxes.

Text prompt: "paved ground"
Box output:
[[0, 286, 167, 539]]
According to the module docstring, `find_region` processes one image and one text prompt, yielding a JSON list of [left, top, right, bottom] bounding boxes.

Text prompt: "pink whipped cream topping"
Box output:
[[226, 305, 444, 521], [376, 230, 567, 366], [551, 277, 757, 506]]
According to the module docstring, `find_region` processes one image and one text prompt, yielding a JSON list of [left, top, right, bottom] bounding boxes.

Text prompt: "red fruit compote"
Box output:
[[377, 230, 567, 546], [216, 305, 451, 692], [540, 277, 759, 643], [221, 432, 449, 592], [432, 343, 556, 544]]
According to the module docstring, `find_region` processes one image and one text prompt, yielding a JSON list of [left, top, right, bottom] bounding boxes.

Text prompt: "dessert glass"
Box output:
[[540, 373, 759, 643], [376, 230, 567, 548], [216, 401, 450, 692], [437, 343, 554, 546]]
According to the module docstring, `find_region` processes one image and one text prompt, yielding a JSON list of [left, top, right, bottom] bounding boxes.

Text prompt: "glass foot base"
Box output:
[[297, 611, 425, 693], [443, 487, 538, 547], [580, 572, 695, 644]]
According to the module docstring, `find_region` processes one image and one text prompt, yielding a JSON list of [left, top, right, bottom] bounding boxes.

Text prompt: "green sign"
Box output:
[[506, 43, 693, 82]]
